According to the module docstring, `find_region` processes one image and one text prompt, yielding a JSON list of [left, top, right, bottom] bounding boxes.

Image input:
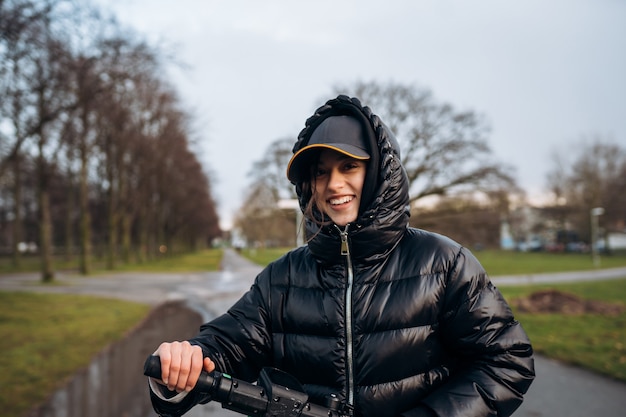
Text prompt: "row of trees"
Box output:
[[234, 81, 625, 250], [0, 0, 221, 281]]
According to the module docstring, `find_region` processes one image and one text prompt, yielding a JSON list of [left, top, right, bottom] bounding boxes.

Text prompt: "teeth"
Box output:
[[330, 196, 353, 205]]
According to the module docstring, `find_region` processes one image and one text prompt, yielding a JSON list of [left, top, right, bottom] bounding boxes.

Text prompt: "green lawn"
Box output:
[[111, 249, 223, 272], [473, 249, 626, 275], [0, 292, 150, 417], [0, 248, 224, 275], [498, 279, 626, 382]]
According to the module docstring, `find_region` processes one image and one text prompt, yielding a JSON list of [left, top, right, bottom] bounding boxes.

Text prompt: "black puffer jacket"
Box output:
[[153, 96, 534, 417]]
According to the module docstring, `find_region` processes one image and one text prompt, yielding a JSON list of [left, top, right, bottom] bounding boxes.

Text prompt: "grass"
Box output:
[[0, 292, 150, 417], [0, 248, 224, 275], [472, 250, 626, 275], [111, 249, 223, 272], [498, 279, 626, 382]]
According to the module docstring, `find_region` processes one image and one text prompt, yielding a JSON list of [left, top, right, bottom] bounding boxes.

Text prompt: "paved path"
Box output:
[[2, 250, 626, 416], [491, 266, 626, 286]]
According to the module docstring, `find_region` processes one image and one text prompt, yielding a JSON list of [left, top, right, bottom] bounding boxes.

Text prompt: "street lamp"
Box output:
[[278, 199, 304, 247], [590, 207, 605, 267]]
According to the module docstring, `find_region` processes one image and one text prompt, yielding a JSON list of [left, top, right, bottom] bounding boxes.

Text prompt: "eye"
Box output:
[[314, 166, 328, 178], [342, 160, 364, 172]]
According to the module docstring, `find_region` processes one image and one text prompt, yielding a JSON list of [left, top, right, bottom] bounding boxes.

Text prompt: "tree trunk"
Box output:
[[39, 189, 54, 282], [105, 134, 118, 270], [64, 174, 75, 262], [79, 140, 91, 275], [106, 187, 117, 270], [11, 155, 23, 268], [119, 164, 131, 264], [121, 212, 132, 263], [37, 140, 54, 283], [137, 206, 148, 263]]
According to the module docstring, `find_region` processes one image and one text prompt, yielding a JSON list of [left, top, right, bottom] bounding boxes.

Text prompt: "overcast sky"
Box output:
[[96, 0, 626, 230]]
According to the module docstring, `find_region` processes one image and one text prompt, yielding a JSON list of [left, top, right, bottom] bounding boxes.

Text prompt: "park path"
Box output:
[[2, 250, 626, 416]]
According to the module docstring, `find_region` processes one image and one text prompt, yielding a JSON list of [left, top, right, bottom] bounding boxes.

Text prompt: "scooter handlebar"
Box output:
[[143, 355, 350, 417]]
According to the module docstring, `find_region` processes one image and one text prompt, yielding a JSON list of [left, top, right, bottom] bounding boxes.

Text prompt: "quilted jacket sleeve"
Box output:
[[148, 266, 275, 417], [191, 267, 274, 380], [403, 247, 535, 417]]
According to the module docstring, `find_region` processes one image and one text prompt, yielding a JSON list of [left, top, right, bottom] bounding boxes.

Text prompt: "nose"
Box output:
[[327, 168, 345, 191]]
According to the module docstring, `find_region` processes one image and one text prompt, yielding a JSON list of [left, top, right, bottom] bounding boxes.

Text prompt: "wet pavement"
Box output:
[[2, 250, 626, 416]]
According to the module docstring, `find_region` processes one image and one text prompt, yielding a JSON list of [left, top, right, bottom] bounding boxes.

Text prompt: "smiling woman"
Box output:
[[146, 95, 535, 417]]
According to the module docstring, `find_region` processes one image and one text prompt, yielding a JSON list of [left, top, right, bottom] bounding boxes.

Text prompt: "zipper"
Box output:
[[338, 224, 355, 407]]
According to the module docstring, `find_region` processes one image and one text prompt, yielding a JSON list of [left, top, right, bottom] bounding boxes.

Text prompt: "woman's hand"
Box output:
[[153, 340, 216, 393]]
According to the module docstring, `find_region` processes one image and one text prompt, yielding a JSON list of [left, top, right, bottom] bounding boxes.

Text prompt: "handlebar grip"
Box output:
[[143, 355, 163, 379], [143, 355, 218, 393]]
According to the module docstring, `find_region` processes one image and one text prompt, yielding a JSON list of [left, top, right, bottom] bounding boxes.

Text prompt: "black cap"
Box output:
[[287, 115, 371, 182]]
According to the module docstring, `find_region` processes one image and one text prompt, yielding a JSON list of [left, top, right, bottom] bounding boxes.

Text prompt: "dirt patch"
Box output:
[[512, 289, 625, 316]]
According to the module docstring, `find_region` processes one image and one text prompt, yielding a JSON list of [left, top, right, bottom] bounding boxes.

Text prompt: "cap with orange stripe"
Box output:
[[287, 115, 371, 183]]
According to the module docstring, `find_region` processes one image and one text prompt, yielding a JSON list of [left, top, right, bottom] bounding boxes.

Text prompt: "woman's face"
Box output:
[[311, 149, 367, 227]]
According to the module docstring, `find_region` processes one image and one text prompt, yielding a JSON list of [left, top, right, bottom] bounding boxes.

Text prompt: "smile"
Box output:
[[329, 196, 354, 205]]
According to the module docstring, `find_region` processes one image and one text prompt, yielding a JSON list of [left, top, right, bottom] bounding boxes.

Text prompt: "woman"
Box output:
[[149, 95, 535, 417]]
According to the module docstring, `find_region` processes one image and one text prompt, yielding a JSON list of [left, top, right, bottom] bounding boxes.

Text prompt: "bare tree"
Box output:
[[546, 136, 626, 244], [234, 181, 295, 248], [247, 137, 298, 201], [233, 137, 301, 247], [90, 34, 163, 269], [236, 80, 518, 245], [332, 80, 518, 205], [0, 0, 79, 281], [0, 0, 61, 268], [412, 194, 501, 248]]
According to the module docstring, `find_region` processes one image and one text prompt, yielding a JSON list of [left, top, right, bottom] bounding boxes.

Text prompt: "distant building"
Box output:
[[607, 232, 626, 251]]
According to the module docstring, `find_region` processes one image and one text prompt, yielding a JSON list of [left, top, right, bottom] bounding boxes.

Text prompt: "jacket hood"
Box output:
[[291, 95, 410, 264]]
